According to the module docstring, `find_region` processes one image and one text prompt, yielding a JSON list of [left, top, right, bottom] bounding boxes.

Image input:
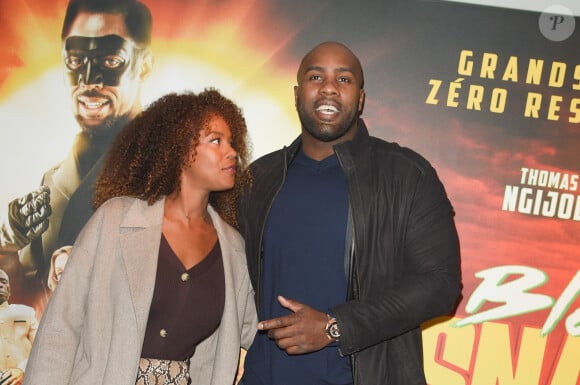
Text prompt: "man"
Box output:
[[0, 269, 38, 385], [1, 0, 153, 285], [237, 41, 462, 385]]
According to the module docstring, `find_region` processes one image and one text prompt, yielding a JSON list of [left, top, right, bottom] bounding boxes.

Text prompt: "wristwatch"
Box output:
[[325, 315, 341, 341]]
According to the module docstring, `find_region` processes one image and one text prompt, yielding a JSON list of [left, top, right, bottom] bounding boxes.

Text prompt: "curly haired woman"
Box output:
[[23, 89, 257, 385]]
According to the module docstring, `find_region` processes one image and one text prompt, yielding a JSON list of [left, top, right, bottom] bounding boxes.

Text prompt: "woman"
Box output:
[[23, 89, 257, 385]]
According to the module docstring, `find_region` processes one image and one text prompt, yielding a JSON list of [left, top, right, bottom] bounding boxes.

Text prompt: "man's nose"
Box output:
[[320, 79, 339, 95], [79, 60, 104, 87]]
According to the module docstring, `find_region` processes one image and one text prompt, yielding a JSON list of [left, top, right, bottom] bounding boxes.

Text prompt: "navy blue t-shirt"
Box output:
[[242, 148, 353, 385]]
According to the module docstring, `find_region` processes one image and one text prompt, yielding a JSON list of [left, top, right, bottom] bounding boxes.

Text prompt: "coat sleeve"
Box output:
[[22, 206, 105, 385], [239, 266, 258, 350], [0, 213, 18, 251], [332, 162, 462, 356]]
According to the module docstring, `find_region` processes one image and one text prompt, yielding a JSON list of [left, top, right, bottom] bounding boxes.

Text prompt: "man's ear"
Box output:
[[293, 85, 299, 108], [358, 89, 366, 114], [139, 51, 154, 80]]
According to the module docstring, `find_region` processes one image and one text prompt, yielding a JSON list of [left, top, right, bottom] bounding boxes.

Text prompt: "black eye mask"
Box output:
[[63, 34, 141, 86]]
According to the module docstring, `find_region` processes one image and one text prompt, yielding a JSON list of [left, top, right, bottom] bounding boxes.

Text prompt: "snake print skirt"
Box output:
[[136, 357, 190, 385]]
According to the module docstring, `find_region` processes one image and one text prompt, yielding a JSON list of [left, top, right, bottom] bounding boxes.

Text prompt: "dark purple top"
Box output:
[[140, 234, 225, 360]]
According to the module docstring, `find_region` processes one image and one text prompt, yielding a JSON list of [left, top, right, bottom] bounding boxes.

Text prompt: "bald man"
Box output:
[[237, 41, 461, 385], [0, 269, 38, 385]]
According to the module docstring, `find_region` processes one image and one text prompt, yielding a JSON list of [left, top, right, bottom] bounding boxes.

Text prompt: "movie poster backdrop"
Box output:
[[0, 0, 578, 383]]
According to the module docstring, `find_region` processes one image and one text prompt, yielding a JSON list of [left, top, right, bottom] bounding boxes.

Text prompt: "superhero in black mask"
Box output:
[[64, 34, 144, 87], [63, 33, 151, 137]]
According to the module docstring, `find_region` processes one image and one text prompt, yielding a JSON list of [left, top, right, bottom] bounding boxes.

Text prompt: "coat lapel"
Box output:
[[189, 206, 246, 384], [58, 155, 105, 247], [119, 198, 165, 335]]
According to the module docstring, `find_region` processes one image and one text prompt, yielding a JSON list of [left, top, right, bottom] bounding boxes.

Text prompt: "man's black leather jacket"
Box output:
[[237, 119, 462, 385]]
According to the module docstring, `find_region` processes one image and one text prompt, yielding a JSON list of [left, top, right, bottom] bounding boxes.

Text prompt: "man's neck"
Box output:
[[301, 125, 358, 161], [73, 131, 115, 176]]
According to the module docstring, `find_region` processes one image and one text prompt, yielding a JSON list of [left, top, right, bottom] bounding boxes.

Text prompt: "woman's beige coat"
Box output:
[[23, 196, 257, 385]]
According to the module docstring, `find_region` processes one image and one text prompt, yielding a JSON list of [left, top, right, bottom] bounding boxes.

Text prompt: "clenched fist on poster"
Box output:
[[7, 186, 51, 249]]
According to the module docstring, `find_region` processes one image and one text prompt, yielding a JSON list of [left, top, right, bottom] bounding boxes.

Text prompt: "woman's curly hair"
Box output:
[[94, 88, 251, 227]]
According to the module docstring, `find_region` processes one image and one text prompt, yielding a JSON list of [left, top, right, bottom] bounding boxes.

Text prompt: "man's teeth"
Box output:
[[316, 105, 339, 112], [84, 101, 104, 109]]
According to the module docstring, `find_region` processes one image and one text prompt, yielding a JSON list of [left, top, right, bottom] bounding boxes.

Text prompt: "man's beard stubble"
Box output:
[[76, 113, 131, 143], [73, 113, 133, 175], [296, 101, 358, 143]]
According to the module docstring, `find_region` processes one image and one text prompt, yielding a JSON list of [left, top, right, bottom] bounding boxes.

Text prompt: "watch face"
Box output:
[[329, 322, 341, 338]]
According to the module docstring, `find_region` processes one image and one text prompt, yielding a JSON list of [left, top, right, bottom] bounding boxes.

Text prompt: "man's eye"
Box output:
[[338, 77, 350, 83], [102, 56, 125, 69], [310, 74, 321, 81], [65, 56, 85, 70], [210, 137, 221, 144]]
